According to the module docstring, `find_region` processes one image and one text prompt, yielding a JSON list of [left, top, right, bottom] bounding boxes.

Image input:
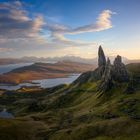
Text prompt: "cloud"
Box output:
[[0, 1, 113, 44], [0, 1, 45, 39], [0, 47, 13, 52], [46, 10, 113, 35], [0, 1, 114, 58], [51, 33, 97, 47], [46, 10, 114, 47], [70, 10, 113, 34]]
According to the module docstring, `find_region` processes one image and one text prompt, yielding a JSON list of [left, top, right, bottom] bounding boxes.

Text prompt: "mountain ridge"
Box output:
[[0, 61, 94, 84], [0, 55, 140, 65]]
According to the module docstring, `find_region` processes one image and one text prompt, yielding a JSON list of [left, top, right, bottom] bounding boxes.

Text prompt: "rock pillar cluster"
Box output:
[[97, 46, 129, 92]]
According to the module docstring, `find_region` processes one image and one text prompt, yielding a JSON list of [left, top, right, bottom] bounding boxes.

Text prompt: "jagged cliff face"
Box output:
[[98, 48, 129, 92], [72, 46, 129, 93], [98, 58, 114, 92], [113, 55, 129, 82]]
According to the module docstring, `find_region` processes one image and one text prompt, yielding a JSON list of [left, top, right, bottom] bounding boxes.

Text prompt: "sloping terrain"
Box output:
[[0, 47, 139, 140], [0, 58, 28, 65], [0, 62, 139, 140], [0, 61, 94, 84]]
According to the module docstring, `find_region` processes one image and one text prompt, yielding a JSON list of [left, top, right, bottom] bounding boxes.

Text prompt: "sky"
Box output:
[[0, 0, 140, 59]]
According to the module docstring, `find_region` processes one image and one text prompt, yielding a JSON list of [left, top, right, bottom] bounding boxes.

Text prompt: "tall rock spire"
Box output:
[[71, 45, 130, 94], [98, 58, 113, 93], [113, 55, 129, 82], [98, 45, 106, 67]]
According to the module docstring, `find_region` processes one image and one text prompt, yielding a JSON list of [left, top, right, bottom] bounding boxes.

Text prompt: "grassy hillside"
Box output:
[[0, 63, 140, 140], [127, 63, 140, 77]]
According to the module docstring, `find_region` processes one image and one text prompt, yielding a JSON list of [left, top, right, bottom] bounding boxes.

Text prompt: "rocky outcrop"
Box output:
[[71, 46, 129, 93], [95, 46, 107, 80], [98, 52, 129, 93], [98, 54, 129, 93], [98, 46, 106, 67], [98, 58, 114, 92], [72, 46, 107, 86], [113, 55, 129, 82]]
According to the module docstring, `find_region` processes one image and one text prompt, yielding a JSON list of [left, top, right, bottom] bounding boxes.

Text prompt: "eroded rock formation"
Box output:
[[98, 48, 129, 93], [98, 58, 114, 92], [95, 46, 107, 80], [98, 45, 106, 67], [72, 45, 129, 93], [113, 55, 129, 82]]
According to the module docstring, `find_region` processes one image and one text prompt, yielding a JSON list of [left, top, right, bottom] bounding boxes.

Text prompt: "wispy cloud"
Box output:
[[0, 1, 113, 43], [46, 10, 114, 47], [46, 10, 113, 34], [0, 1, 45, 39], [0, 1, 115, 58], [70, 10, 113, 34], [51, 33, 97, 47]]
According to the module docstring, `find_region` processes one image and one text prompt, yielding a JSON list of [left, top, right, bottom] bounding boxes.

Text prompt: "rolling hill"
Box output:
[[0, 47, 139, 140], [0, 61, 94, 84]]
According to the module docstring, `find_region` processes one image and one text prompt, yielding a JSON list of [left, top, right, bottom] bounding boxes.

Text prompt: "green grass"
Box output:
[[0, 63, 140, 140], [0, 118, 48, 140]]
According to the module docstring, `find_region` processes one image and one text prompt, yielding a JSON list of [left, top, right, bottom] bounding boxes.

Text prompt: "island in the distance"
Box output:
[[0, 61, 94, 84]]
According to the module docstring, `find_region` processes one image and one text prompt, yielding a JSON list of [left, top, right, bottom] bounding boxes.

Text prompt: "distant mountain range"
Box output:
[[0, 56, 140, 65], [0, 58, 29, 65]]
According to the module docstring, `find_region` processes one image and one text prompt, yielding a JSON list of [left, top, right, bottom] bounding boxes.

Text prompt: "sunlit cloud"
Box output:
[[0, 1, 45, 39], [51, 33, 97, 47], [70, 10, 113, 34], [0, 1, 115, 58], [46, 10, 114, 47], [46, 10, 113, 35]]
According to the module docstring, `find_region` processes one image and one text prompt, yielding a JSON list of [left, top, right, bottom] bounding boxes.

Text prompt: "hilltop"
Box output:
[[0, 61, 94, 84], [0, 46, 139, 140]]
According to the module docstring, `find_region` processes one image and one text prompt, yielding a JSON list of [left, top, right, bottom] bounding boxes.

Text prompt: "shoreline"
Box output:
[[0, 73, 80, 85], [0, 73, 81, 91]]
